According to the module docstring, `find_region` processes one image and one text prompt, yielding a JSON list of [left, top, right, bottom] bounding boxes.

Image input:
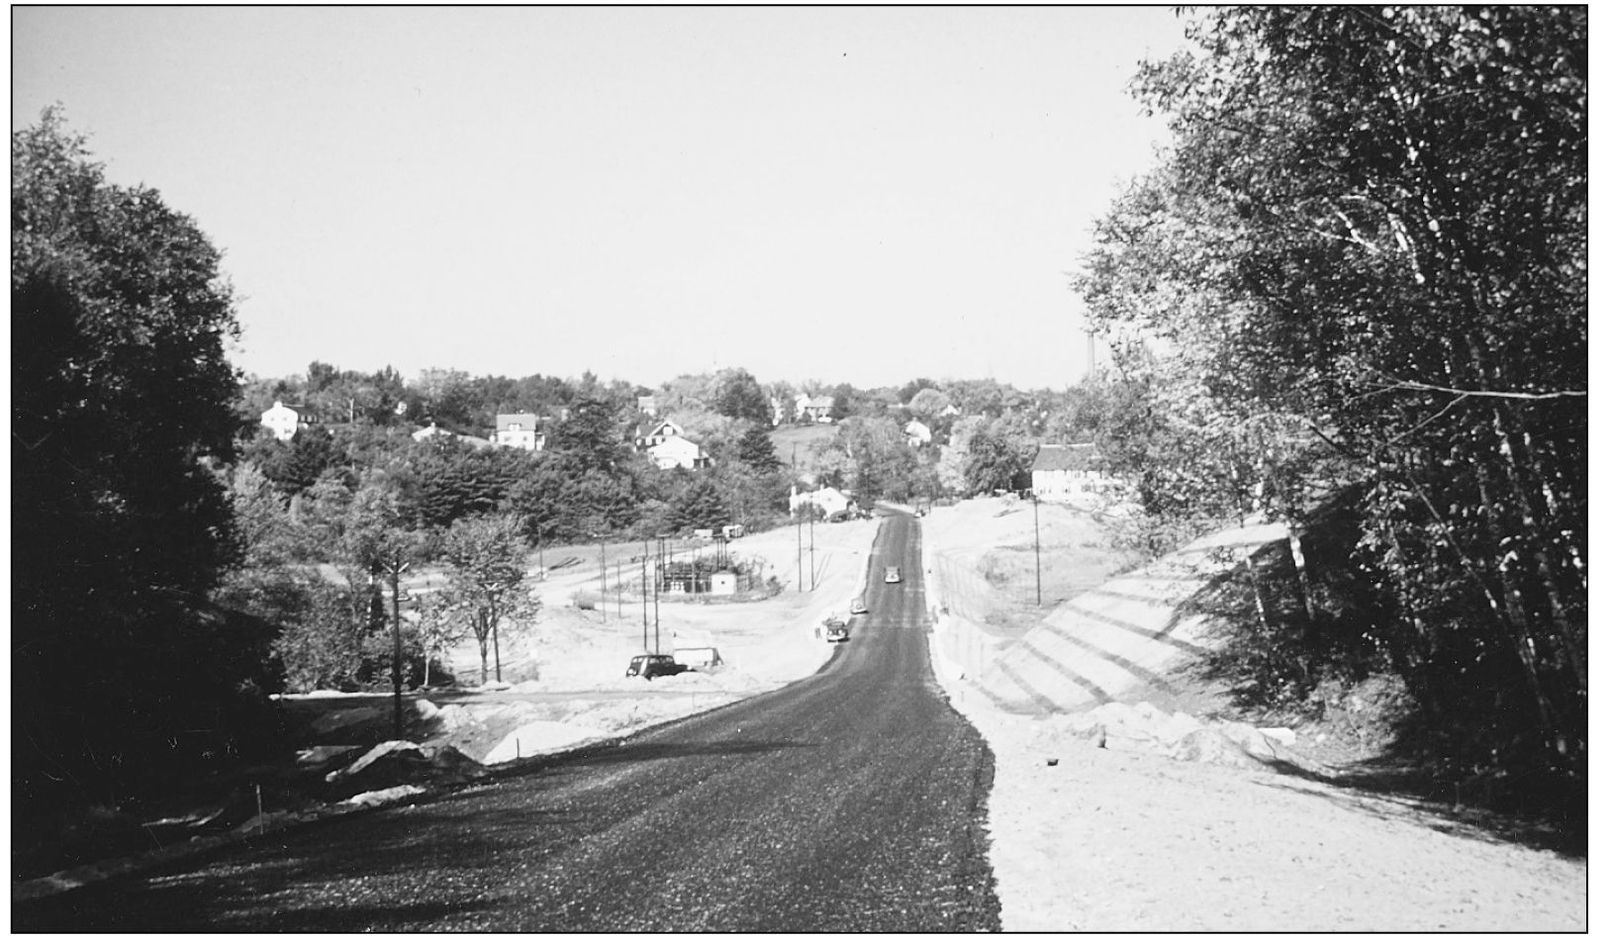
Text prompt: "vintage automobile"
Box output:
[[884, 566, 901, 584], [849, 595, 868, 615], [625, 653, 689, 680]]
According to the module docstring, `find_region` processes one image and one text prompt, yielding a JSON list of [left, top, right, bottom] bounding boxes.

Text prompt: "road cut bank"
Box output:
[[920, 496, 1587, 932]]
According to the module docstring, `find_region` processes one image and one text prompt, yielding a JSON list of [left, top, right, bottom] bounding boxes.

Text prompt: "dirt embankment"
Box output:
[[921, 496, 1586, 932]]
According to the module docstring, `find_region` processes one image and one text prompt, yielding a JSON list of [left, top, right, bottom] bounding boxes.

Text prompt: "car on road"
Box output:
[[825, 620, 850, 643], [884, 566, 901, 584], [626, 653, 689, 680], [850, 595, 868, 615]]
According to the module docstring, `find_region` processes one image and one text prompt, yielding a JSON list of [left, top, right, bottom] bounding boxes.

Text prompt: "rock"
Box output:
[[1169, 728, 1257, 769], [310, 706, 383, 735], [294, 744, 366, 772], [1154, 711, 1205, 745], [431, 704, 477, 731], [341, 784, 426, 808], [1257, 726, 1297, 746], [1220, 722, 1278, 759], [414, 699, 441, 721], [324, 740, 486, 798]]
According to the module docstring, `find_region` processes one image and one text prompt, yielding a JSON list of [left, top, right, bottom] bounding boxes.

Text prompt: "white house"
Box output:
[[494, 413, 542, 451], [413, 423, 494, 449], [260, 401, 303, 441], [904, 419, 933, 447], [790, 484, 852, 518], [635, 418, 685, 449], [1031, 443, 1106, 503], [648, 435, 710, 470], [800, 395, 836, 423]]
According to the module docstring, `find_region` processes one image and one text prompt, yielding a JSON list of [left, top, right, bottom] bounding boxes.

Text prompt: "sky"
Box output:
[[13, 6, 1190, 392]]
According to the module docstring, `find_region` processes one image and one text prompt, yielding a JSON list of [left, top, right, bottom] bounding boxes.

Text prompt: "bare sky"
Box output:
[[13, 6, 1188, 391]]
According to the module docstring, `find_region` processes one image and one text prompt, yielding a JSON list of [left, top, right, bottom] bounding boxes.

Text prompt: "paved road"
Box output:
[[14, 514, 1001, 932]]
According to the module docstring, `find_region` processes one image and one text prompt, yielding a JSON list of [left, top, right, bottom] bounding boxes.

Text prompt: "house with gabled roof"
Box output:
[[648, 434, 710, 470], [494, 413, 543, 451], [635, 418, 685, 449], [1031, 442, 1105, 502], [789, 484, 852, 518], [260, 401, 306, 441], [796, 394, 835, 424]]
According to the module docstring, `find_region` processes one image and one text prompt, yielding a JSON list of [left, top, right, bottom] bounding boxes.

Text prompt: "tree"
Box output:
[[1081, 7, 1586, 804], [13, 109, 259, 808], [710, 368, 771, 425], [345, 480, 427, 735], [736, 422, 782, 472], [549, 390, 629, 471], [441, 515, 536, 683]]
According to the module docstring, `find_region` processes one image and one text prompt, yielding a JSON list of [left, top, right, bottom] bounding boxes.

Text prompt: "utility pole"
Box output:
[[809, 510, 816, 591], [616, 560, 623, 617], [653, 535, 664, 653], [1032, 491, 1042, 607], [796, 512, 803, 592], [598, 535, 607, 622], [641, 539, 649, 652], [389, 559, 408, 740]]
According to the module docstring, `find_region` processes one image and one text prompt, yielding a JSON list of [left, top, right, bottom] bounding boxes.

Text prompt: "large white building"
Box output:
[[260, 401, 303, 441]]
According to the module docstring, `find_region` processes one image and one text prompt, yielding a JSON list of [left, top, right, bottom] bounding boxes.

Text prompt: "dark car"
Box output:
[[626, 653, 689, 680], [826, 622, 850, 643]]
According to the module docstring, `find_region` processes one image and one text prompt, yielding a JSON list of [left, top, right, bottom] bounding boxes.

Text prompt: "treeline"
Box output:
[[1078, 8, 1585, 815]]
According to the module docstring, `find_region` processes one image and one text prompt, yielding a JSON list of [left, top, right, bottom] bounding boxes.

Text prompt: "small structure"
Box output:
[[414, 423, 494, 449], [1031, 443, 1104, 502], [494, 413, 542, 452], [260, 400, 304, 441], [790, 484, 852, 519], [904, 419, 932, 447], [637, 395, 659, 417]]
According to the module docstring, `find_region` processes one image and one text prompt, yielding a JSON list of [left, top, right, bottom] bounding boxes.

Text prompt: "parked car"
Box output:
[[884, 566, 901, 584], [825, 622, 851, 643], [626, 653, 689, 680], [849, 595, 868, 615]]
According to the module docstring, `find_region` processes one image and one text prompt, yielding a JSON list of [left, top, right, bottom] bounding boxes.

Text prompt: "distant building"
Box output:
[[648, 434, 710, 470], [1031, 443, 1105, 503], [904, 419, 933, 447], [790, 484, 852, 518], [494, 413, 542, 451], [637, 395, 659, 417], [635, 419, 685, 449], [413, 423, 493, 449], [260, 401, 304, 441], [796, 394, 835, 424]]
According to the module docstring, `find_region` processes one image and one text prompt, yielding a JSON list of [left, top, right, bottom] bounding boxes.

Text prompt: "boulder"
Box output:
[[1257, 726, 1297, 746], [1168, 728, 1258, 769], [1219, 722, 1278, 760], [324, 740, 486, 799]]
